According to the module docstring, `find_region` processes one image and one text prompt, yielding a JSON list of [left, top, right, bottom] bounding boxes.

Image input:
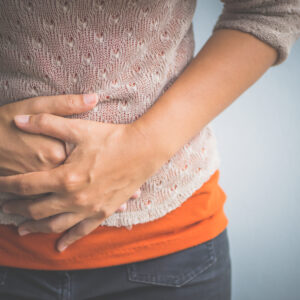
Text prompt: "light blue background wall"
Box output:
[[193, 2, 300, 300]]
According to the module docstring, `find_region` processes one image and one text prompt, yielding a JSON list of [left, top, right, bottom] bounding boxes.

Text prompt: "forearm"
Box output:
[[133, 29, 277, 163]]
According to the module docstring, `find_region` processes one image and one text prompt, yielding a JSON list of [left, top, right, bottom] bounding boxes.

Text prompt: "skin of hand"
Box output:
[[0, 93, 140, 210], [0, 94, 96, 176], [0, 29, 277, 252], [0, 111, 159, 252]]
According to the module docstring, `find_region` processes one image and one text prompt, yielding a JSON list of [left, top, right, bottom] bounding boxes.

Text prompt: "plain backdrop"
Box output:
[[193, 1, 300, 300]]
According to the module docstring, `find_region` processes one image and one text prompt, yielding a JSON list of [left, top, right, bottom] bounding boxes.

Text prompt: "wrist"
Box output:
[[129, 120, 169, 173]]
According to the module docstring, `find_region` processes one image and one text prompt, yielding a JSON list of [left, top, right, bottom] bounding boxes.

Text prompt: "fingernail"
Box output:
[[19, 228, 30, 236], [14, 115, 30, 124], [84, 93, 99, 105], [58, 245, 67, 252]]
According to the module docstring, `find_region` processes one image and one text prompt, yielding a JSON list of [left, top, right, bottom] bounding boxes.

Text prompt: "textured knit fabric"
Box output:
[[213, 0, 300, 66], [0, 0, 299, 229]]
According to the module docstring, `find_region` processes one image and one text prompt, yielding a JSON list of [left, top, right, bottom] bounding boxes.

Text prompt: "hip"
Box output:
[[0, 228, 231, 300]]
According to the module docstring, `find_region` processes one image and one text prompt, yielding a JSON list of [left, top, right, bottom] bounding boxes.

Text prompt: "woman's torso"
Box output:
[[0, 0, 220, 228]]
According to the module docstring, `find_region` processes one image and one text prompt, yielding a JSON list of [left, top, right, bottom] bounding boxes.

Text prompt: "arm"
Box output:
[[132, 28, 277, 162], [132, 1, 300, 164]]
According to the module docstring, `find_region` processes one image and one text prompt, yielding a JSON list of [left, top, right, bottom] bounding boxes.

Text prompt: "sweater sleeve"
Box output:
[[213, 0, 300, 66]]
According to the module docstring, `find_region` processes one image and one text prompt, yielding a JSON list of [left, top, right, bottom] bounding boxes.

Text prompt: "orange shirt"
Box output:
[[0, 169, 228, 270]]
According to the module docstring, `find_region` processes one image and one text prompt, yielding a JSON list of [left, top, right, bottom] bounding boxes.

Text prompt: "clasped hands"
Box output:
[[0, 93, 158, 252]]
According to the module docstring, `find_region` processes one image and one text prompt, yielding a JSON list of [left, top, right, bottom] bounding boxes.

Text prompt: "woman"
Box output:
[[0, 0, 299, 299]]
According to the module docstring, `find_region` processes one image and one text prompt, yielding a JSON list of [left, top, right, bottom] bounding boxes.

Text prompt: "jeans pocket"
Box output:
[[0, 266, 8, 286], [126, 237, 217, 288]]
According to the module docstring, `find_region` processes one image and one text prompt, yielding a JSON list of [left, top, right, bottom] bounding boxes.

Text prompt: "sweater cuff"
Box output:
[[212, 0, 300, 66]]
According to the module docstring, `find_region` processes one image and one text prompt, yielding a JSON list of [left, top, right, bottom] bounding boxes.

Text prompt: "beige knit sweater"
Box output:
[[0, 0, 299, 228]]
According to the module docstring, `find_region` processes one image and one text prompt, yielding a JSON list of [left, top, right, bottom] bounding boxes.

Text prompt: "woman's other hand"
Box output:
[[0, 94, 98, 176]]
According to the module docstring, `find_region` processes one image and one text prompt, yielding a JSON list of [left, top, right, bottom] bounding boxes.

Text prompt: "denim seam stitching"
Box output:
[[127, 240, 218, 287]]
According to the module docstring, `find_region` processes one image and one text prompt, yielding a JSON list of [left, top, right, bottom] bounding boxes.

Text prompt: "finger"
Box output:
[[0, 164, 69, 195], [14, 113, 81, 144], [1, 193, 69, 220], [17, 212, 84, 235], [15, 93, 99, 116], [57, 216, 102, 252]]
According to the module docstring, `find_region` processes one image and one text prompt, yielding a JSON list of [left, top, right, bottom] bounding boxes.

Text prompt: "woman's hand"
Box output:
[[0, 112, 161, 252], [0, 94, 98, 176], [0, 93, 141, 211]]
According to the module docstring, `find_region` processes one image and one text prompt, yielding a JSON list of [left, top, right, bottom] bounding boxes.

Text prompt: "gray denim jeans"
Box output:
[[0, 228, 231, 300]]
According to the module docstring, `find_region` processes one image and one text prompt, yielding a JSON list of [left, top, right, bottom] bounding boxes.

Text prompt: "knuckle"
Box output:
[[98, 208, 110, 219], [36, 113, 49, 128], [36, 146, 66, 166], [46, 221, 62, 233], [27, 207, 41, 220], [62, 172, 83, 192], [48, 146, 67, 165], [90, 203, 102, 214], [73, 193, 88, 207]]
